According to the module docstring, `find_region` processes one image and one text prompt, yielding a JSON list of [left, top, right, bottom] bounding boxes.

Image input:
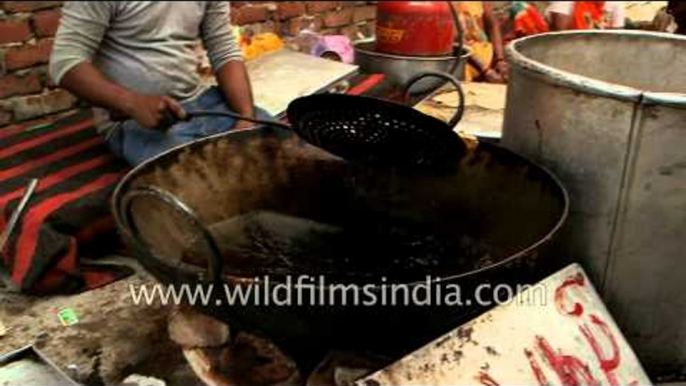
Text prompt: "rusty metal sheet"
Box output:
[[357, 264, 651, 386]]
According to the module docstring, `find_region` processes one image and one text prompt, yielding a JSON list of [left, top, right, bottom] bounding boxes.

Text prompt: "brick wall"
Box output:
[[0, 1, 377, 129], [231, 2, 376, 41], [0, 1, 77, 128]]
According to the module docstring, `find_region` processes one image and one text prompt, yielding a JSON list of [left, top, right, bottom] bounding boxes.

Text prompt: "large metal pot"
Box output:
[[502, 30, 686, 376], [112, 127, 568, 358], [354, 39, 471, 92]]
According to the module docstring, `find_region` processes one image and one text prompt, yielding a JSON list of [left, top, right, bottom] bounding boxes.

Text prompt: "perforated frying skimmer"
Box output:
[[184, 71, 467, 168]]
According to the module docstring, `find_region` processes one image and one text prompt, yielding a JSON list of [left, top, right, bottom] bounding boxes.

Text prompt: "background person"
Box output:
[[454, 1, 510, 83], [548, 1, 626, 31]]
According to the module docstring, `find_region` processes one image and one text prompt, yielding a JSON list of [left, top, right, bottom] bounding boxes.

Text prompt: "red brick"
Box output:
[[26, 64, 52, 87], [276, 2, 305, 20], [283, 15, 323, 36], [353, 5, 376, 22], [0, 19, 32, 44], [256, 20, 277, 34], [42, 71, 54, 88], [32, 9, 61, 37], [358, 21, 376, 37], [339, 24, 361, 41], [2, 1, 61, 13], [0, 109, 76, 131], [11, 89, 77, 121], [323, 8, 353, 28], [241, 21, 278, 41], [0, 109, 11, 127], [306, 1, 340, 14], [231, 5, 269, 26], [0, 72, 42, 99], [245, 20, 277, 34], [4, 39, 52, 71], [320, 28, 339, 36]]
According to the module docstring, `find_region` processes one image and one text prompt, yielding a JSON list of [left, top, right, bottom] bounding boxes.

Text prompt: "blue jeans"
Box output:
[[106, 86, 271, 166]]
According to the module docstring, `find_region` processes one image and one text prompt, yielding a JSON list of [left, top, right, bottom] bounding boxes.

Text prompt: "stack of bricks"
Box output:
[[0, 1, 78, 128], [0, 1, 378, 129], [232, 2, 377, 44]]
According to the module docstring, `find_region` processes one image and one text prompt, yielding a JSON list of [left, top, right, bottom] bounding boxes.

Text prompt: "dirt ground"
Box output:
[[2, 260, 684, 386], [0, 256, 204, 386]]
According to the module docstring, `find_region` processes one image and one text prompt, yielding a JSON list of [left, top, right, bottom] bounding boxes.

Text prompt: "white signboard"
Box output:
[[358, 264, 651, 386]]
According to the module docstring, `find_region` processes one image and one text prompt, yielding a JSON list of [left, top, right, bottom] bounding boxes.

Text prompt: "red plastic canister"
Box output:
[[376, 1, 456, 56]]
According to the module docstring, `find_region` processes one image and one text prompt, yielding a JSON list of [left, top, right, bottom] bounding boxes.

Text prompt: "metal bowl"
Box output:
[[353, 39, 471, 92]]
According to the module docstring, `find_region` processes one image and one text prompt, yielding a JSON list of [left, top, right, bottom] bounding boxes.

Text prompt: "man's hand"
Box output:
[[126, 94, 187, 130], [233, 119, 256, 131], [57, 62, 188, 131]]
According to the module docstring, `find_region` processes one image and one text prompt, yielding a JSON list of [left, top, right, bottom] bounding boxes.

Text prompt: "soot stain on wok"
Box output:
[[182, 203, 499, 285], [137, 135, 505, 284], [196, 213, 496, 283], [177, 140, 502, 283]]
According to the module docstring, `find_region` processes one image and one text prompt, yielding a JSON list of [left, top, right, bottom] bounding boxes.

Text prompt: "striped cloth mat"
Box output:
[[0, 111, 133, 294]]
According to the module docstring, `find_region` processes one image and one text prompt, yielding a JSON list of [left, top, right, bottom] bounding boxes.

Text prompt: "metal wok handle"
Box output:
[[183, 110, 293, 131], [119, 186, 223, 283], [402, 71, 465, 128]]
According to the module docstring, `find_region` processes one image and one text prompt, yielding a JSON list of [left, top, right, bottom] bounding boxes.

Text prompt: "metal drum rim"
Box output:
[[508, 30, 686, 108], [353, 38, 473, 62]]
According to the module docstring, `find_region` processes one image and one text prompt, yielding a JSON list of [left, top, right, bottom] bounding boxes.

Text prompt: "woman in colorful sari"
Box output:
[[548, 2, 626, 31], [454, 2, 509, 83], [507, 2, 550, 39]]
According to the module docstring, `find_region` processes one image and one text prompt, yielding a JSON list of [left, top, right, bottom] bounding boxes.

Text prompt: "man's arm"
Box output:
[[49, 2, 184, 129], [215, 61, 255, 119], [59, 63, 185, 129], [201, 1, 255, 127], [482, 2, 508, 80]]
